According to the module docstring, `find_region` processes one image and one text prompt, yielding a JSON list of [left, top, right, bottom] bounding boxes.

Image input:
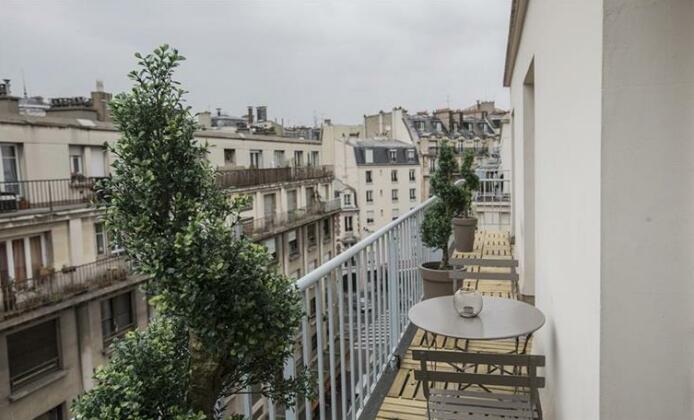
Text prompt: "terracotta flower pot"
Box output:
[[419, 261, 455, 300], [453, 216, 477, 252]]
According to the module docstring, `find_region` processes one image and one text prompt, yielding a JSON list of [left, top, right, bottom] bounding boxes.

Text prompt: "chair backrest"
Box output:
[[412, 349, 545, 399], [448, 257, 519, 282]]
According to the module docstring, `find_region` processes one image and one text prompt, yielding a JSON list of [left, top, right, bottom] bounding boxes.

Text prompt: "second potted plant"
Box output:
[[452, 151, 479, 252], [420, 141, 467, 299]]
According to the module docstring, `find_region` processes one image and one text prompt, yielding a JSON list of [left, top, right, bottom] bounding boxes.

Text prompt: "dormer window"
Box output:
[[365, 149, 374, 164], [389, 149, 397, 162], [407, 149, 415, 162]]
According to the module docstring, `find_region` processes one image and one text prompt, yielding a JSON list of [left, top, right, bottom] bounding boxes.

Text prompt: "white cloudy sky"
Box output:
[[0, 0, 511, 125]]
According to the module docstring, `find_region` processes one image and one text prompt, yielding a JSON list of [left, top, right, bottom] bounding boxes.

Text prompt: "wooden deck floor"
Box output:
[[376, 231, 526, 420]]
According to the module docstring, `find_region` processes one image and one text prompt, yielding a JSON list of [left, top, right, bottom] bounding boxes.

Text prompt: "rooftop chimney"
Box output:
[[256, 105, 267, 122], [90, 81, 112, 121], [247, 106, 254, 125], [0, 79, 20, 114]]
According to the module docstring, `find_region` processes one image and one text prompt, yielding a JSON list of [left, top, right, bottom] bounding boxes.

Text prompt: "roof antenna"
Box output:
[[21, 69, 28, 98]]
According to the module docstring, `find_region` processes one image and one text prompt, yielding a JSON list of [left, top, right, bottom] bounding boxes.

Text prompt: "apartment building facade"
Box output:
[[505, 1, 694, 419], [0, 85, 340, 419]]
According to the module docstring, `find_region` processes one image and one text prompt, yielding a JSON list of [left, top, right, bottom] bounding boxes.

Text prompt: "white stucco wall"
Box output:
[[600, 1, 694, 418], [509, 1, 603, 418]]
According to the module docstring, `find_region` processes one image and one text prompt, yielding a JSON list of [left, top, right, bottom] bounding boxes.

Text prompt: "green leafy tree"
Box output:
[[420, 142, 478, 269], [73, 45, 311, 419]]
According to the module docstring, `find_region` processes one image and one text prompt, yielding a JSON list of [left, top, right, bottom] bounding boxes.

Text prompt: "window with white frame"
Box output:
[[389, 149, 397, 162], [407, 149, 415, 162], [343, 193, 352, 207], [263, 237, 278, 262], [249, 150, 263, 168], [0, 144, 20, 190], [365, 170, 373, 184], [366, 190, 373, 203], [409, 169, 416, 182], [95, 222, 107, 256], [391, 170, 398, 182], [366, 210, 374, 225], [391, 189, 398, 202], [310, 151, 320, 167], [410, 188, 417, 201], [273, 150, 285, 168], [69, 145, 84, 176]]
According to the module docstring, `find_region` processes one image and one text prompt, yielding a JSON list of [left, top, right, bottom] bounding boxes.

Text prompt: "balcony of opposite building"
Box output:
[[217, 165, 334, 191], [0, 255, 141, 321], [241, 198, 341, 240]]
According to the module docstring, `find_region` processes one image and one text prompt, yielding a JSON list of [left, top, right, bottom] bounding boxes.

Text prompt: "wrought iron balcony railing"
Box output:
[[476, 176, 511, 203], [241, 199, 341, 239], [217, 165, 334, 190], [0, 176, 105, 215], [0, 255, 134, 318]]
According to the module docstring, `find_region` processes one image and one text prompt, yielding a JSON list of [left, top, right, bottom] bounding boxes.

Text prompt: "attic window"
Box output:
[[407, 149, 415, 162], [389, 149, 397, 162], [365, 149, 374, 164]]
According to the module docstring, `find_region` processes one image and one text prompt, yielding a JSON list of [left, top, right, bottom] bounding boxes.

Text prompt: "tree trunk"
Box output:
[[189, 331, 224, 418]]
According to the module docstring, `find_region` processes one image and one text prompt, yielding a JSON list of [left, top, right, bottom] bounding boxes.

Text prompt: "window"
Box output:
[[307, 223, 317, 247], [287, 190, 298, 212], [35, 404, 65, 420], [365, 149, 373, 164], [366, 210, 374, 225], [1, 234, 50, 282], [366, 190, 373, 203], [69, 145, 84, 175], [95, 222, 106, 256], [262, 238, 277, 262], [8, 319, 60, 390], [389, 149, 397, 162], [310, 151, 320, 167], [306, 187, 316, 208], [391, 189, 399, 202], [93, 224, 123, 257], [0, 144, 20, 192], [273, 150, 285, 168], [407, 149, 416, 161], [343, 193, 352, 207], [391, 170, 398, 182], [410, 188, 417, 201], [249, 150, 263, 168], [263, 193, 276, 218], [101, 292, 134, 343], [288, 230, 299, 257], [322, 219, 331, 240], [240, 194, 254, 212], [392, 208, 400, 220], [409, 169, 416, 182], [224, 148, 236, 166], [365, 170, 373, 184], [294, 150, 304, 167], [345, 216, 353, 232], [429, 158, 436, 172]]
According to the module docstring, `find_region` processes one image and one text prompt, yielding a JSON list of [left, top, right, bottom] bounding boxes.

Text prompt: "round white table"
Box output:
[[408, 296, 545, 341]]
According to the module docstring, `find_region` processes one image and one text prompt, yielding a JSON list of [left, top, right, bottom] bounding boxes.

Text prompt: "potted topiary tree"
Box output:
[[452, 151, 479, 252], [419, 141, 466, 299]]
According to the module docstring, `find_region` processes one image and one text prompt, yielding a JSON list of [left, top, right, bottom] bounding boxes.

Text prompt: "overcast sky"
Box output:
[[0, 1, 510, 125]]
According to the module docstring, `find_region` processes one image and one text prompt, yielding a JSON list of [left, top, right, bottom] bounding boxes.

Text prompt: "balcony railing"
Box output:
[[238, 194, 439, 419], [476, 176, 511, 202], [0, 177, 105, 216], [217, 165, 334, 190], [241, 199, 341, 239], [0, 255, 133, 318]]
